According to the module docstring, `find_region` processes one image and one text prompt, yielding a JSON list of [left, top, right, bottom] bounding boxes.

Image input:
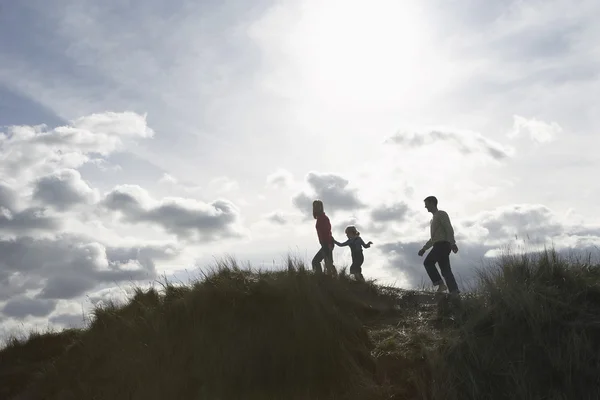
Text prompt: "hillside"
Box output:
[[2, 250, 600, 400]]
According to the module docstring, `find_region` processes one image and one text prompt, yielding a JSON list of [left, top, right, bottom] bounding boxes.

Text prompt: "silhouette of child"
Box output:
[[334, 226, 372, 282]]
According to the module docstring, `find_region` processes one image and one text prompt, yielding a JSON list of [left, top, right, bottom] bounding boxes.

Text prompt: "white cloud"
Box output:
[[265, 211, 289, 225], [370, 202, 411, 223], [32, 169, 98, 210], [3, 297, 57, 318], [158, 173, 178, 185], [208, 176, 239, 193], [266, 168, 294, 189], [0, 111, 212, 337], [292, 171, 365, 217], [508, 115, 562, 143], [387, 128, 513, 160], [0, 112, 153, 186], [0, 234, 176, 319], [101, 185, 245, 242]]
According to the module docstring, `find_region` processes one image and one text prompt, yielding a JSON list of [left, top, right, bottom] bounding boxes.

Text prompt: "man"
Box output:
[[417, 196, 460, 294]]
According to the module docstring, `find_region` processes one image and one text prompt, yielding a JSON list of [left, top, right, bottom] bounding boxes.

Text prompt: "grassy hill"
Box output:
[[2, 250, 600, 400]]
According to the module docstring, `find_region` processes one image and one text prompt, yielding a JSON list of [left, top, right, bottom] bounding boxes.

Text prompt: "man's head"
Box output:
[[423, 196, 438, 213]]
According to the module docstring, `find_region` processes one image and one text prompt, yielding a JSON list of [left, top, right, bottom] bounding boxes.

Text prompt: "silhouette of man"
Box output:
[[417, 196, 460, 294]]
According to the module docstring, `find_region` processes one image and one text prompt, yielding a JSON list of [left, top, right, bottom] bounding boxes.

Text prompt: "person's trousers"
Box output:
[[423, 241, 459, 293], [312, 244, 336, 275], [349, 252, 364, 274], [350, 253, 365, 282]]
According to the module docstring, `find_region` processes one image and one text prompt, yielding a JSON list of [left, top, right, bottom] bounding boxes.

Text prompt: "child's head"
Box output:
[[312, 200, 324, 219], [345, 225, 360, 237]]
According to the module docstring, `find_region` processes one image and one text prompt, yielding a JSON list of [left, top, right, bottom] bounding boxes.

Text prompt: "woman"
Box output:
[[311, 200, 337, 275]]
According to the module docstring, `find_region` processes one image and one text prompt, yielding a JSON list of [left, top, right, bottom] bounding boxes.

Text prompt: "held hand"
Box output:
[[418, 249, 425, 257], [451, 244, 459, 254], [367, 241, 373, 245]]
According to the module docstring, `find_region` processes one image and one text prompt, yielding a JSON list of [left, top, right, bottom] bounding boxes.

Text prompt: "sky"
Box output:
[[0, 0, 599, 339]]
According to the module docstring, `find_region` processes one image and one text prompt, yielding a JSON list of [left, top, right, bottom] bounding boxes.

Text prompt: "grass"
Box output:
[[1, 250, 600, 399]]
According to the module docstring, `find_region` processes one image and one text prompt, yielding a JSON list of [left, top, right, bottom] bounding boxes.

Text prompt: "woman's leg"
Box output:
[[311, 247, 324, 273], [323, 245, 337, 275]]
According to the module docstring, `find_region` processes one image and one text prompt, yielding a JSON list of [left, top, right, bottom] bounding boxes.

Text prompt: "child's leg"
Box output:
[[350, 253, 365, 282]]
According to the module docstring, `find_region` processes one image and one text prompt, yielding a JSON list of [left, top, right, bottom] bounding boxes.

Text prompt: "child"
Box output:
[[334, 225, 372, 282]]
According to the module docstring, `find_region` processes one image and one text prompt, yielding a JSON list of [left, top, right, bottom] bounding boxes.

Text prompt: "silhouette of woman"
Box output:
[[311, 200, 337, 275]]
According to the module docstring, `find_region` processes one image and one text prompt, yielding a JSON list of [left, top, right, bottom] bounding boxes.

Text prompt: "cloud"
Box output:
[[0, 183, 17, 210], [387, 129, 513, 160], [32, 169, 97, 210], [106, 243, 179, 265], [370, 202, 410, 222], [158, 173, 178, 185], [0, 235, 178, 319], [334, 217, 358, 233], [102, 185, 244, 241], [68, 112, 154, 141], [292, 171, 365, 216], [0, 111, 153, 184], [266, 211, 287, 225], [462, 204, 564, 246], [87, 158, 123, 172], [0, 181, 60, 234], [266, 168, 293, 188], [208, 176, 239, 193], [38, 275, 98, 300], [157, 173, 203, 194], [508, 115, 562, 143], [49, 312, 87, 328], [3, 297, 57, 318], [0, 206, 59, 234], [0, 112, 187, 324]]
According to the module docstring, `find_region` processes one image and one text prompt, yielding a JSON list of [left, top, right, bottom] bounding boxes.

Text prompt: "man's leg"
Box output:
[[437, 242, 460, 293], [423, 246, 444, 287], [312, 247, 324, 273]]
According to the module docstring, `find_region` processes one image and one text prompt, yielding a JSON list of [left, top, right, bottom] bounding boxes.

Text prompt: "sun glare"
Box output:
[[285, 0, 443, 110]]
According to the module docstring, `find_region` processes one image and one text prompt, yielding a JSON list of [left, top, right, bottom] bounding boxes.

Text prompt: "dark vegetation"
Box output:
[[2, 250, 600, 399]]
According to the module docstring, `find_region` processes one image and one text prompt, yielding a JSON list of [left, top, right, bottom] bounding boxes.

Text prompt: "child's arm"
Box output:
[[334, 238, 350, 246], [360, 237, 373, 248]]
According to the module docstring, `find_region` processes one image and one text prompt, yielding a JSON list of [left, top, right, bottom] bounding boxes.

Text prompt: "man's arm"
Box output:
[[422, 238, 434, 251], [440, 212, 456, 245], [419, 216, 435, 255]]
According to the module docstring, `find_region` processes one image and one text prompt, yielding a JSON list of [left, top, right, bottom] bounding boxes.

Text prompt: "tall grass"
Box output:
[[426, 249, 600, 400], [1, 249, 600, 400]]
